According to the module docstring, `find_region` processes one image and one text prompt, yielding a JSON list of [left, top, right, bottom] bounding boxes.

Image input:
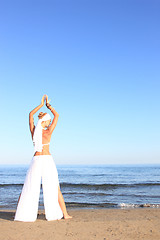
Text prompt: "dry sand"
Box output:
[[1, 208, 160, 240]]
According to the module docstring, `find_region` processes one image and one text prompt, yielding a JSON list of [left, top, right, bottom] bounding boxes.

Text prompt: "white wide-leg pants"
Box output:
[[14, 155, 63, 222]]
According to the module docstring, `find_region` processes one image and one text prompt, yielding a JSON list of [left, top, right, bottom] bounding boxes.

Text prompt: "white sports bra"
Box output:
[[42, 143, 50, 146]]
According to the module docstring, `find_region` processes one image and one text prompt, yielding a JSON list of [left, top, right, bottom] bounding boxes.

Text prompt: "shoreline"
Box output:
[[1, 202, 160, 211], [1, 208, 160, 239]]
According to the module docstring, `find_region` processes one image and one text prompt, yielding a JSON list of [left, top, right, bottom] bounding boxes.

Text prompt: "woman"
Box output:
[[14, 95, 72, 222]]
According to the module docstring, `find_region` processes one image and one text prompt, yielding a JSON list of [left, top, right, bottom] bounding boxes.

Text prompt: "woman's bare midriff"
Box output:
[[34, 145, 51, 156]]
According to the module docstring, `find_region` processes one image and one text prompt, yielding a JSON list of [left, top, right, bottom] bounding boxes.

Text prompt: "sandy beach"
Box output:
[[1, 208, 160, 240]]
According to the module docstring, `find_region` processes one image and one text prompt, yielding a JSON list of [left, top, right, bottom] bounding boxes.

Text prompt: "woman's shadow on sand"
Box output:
[[0, 211, 46, 221], [0, 211, 15, 221]]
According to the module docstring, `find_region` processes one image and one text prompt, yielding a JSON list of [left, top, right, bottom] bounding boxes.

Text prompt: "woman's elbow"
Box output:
[[29, 112, 33, 118]]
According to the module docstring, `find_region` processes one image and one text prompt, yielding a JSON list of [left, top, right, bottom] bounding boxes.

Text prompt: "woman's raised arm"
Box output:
[[45, 95, 59, 134], [29, 95, 45, 137]]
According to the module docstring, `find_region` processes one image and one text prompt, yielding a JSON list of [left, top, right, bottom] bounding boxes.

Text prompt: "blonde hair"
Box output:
[[38, 112, 47, 119]]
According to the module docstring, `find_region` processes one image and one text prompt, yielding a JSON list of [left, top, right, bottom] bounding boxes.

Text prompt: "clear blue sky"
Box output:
[[0, 0, 160, 165]]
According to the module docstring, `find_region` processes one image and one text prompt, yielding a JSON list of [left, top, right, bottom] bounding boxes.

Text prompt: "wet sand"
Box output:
[[1, 208, 160, 240]]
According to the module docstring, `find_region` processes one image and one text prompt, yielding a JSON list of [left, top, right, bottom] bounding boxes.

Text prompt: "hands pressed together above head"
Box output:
[[41, 94, 51, 107]]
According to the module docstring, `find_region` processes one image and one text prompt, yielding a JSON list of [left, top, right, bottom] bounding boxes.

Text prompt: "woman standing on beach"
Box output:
[[14, 95, 72, 222]]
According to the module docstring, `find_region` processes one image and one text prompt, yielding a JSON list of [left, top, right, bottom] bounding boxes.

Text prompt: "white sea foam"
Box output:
[[120, 203, 160, 208]]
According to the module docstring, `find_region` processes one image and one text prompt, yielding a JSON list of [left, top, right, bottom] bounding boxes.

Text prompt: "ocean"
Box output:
[[0, 164, 160, 210]]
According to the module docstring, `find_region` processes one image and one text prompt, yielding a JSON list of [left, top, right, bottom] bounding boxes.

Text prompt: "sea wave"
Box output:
[[65, 202, 117, 208], [60, 182, 160, 189], [1, 182, 160, 189], [0, 184, 23, 187]]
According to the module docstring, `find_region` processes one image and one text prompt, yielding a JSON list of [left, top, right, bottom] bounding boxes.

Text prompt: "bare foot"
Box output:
[[63, 214, 72, 219]]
